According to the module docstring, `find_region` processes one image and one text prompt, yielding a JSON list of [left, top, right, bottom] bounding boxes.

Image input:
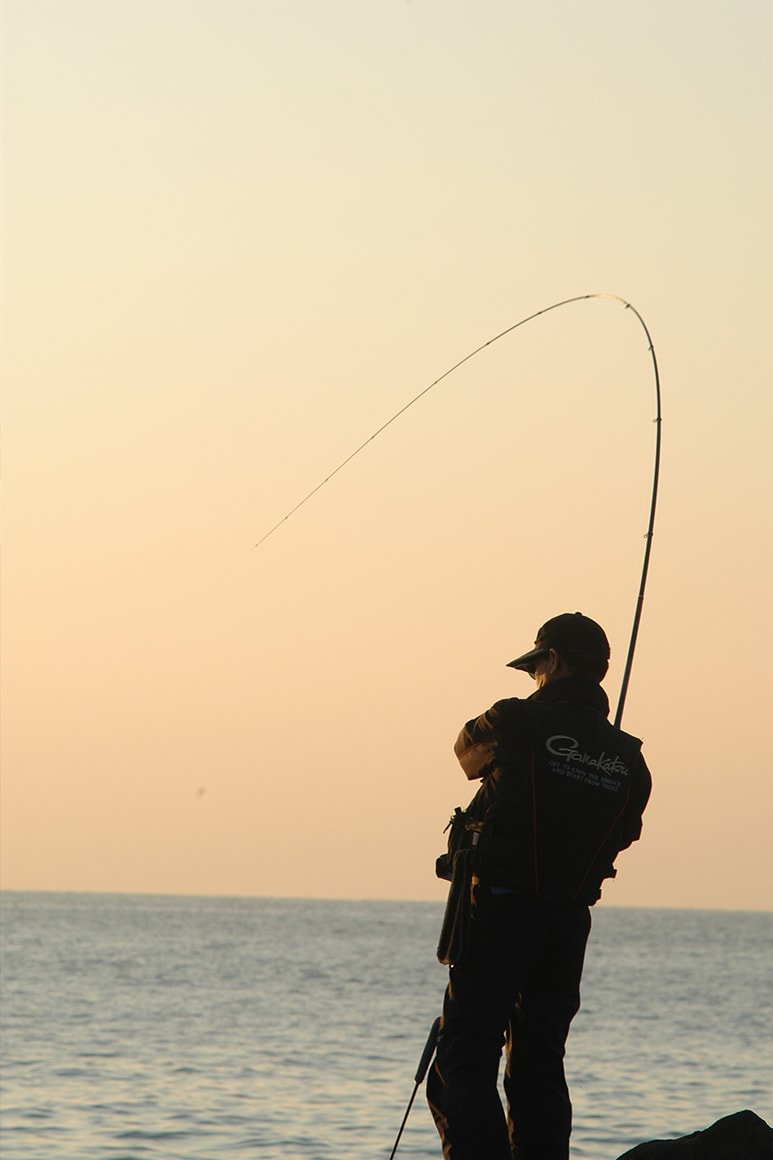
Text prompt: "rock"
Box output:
[[616, 1110, 773, 1160]]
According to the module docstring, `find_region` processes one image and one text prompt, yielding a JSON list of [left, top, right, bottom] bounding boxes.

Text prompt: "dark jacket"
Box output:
[[453, 675, 651, 905]]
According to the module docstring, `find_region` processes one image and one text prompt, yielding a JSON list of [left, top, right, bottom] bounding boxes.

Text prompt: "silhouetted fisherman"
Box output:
[[429, 613, 652, 1160]]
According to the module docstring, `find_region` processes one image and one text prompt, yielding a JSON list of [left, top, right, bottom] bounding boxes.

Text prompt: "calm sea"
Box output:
[[1, 893, 770, 1160]]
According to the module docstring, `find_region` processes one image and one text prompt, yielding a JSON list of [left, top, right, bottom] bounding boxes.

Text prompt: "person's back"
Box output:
[[457, 675, 648, 905]]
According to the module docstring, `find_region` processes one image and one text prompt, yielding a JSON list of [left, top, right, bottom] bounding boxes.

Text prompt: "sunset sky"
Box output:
[[2, 0, 772, 911]]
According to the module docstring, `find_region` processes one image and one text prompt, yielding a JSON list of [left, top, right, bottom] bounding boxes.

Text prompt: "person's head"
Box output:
[[506, 612, 610, 687]]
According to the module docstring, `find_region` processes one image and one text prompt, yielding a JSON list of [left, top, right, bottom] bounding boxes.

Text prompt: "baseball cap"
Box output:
[[507, 612, 610, 674]]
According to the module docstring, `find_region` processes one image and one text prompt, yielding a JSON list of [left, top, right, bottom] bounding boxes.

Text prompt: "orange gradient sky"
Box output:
[[2, 0, 772, 910]]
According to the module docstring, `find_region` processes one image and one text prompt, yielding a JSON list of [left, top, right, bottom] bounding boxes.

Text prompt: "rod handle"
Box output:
[[414, 1016, 442, 1083]]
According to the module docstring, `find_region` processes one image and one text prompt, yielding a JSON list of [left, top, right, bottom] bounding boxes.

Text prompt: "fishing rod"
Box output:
[[608, 300, 662, 728], [253, 297, 661, 1155], [254, 292, 662, 727]]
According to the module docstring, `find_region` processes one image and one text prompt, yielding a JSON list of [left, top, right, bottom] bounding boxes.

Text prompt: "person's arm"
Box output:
[[616, 754, 653, 850], [454, 698, 527, 781]]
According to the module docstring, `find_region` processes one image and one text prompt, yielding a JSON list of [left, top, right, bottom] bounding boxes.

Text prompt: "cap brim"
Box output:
[[506, 647, 549, 672]]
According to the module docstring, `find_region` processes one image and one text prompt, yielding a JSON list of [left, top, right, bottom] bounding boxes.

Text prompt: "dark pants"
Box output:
[[426, 887, 591, 1160]]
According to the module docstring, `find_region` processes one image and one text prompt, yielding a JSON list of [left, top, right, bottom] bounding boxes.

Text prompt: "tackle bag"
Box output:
[[435, 847, 475, 967], [435, 807, 482, 966]]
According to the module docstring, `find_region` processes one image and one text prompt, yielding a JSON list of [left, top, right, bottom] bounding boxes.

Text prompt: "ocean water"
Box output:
[[0, 893, 770, 1160]]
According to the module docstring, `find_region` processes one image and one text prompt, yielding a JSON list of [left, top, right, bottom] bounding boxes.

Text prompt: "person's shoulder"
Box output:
[[458, 696, 527, 740], [480, 697, 531, 736], [486, 696, 529, 720]]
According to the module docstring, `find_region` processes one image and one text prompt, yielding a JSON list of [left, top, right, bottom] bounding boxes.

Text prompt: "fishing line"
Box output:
[[254, 293, 662, 727]]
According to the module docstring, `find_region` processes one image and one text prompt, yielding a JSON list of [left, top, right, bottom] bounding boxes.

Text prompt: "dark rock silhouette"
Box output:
[[617, 1111, 773, 1159]]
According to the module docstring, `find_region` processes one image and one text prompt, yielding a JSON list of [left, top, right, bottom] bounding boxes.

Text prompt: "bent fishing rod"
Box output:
[[253, 292, 662, 729]]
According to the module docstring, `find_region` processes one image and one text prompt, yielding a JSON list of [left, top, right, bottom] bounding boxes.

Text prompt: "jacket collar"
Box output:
[[528, 674, 610, 718]]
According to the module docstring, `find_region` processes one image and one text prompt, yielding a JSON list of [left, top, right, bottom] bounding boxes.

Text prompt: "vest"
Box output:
[[476, 699, 643, 905]]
